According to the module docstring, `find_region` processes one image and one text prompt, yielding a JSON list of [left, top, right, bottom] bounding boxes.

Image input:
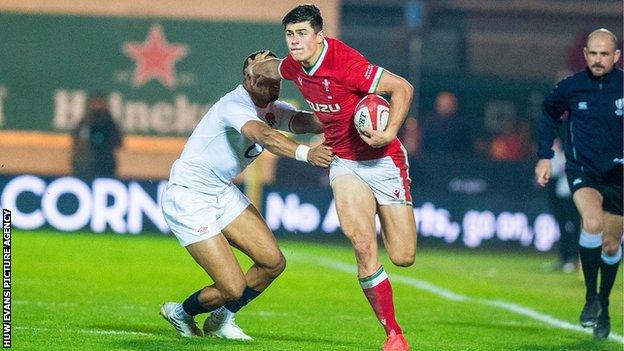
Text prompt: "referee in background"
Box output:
[[535, 28, 623, 340]]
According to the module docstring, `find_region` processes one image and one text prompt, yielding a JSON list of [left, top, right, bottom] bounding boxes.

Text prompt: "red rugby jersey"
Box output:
[[279, 37, 403, 160]]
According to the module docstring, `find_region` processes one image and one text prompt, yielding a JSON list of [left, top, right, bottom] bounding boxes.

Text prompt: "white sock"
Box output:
[[579, 230, 602, 249], [601, 246, 623, 265], [211, 306, 234, 323]]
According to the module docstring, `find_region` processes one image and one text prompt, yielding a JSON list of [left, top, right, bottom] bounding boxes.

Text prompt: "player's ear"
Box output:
[[243, 71, 254, 87], [316, 30, 325, 43]]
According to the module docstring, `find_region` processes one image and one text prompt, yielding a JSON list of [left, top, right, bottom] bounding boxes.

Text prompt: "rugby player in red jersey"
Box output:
[[249, 5, 415, 350]]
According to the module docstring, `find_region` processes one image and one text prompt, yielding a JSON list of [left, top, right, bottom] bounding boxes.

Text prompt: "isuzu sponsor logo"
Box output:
[[306, 100, 341, 113]]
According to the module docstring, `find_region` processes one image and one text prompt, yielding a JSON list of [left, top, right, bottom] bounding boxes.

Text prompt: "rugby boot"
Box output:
[[593, 311, 610, 339], [579, 297, 601, 327], [382, 330, 409, 351], [203, 306, 253, 341], [160, 302, 203, 337]]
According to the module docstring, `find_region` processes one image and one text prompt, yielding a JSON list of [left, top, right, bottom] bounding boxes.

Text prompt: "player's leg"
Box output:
[[371, 150, 416, 267], [332, 174, 380, 276], [573, 187, 604, 327], [550, 191, 581, 272], [594, 186, 623, 340], [593, 212, 623, 339], [203, 204, 286, 340], [185, 235, 248, 307], [223, 204, 286, 292], [367, 154, 413, 351], [160, 184, 247, 337], [331, 174, 406, 347], [160, 234, 246, 337], [377, 204, 416, 267], [561, 198, 581, 272], [220, 186, 285, 303]]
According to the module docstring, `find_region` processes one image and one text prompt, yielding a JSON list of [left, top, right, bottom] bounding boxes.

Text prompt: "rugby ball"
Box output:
[[353, 94, 389, 134]]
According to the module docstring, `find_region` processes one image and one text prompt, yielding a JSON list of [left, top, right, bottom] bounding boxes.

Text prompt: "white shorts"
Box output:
[[161, 183, 250, 247], [329, 155, 412, 206]]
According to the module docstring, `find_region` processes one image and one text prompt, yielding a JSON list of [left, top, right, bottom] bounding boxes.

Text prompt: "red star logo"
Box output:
[[123, 24, 188, 88]]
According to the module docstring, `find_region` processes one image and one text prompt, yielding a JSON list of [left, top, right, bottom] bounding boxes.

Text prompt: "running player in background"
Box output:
[[249, 5, 415, 350], [159, 50, 333, 340], [535, 28, 623, 339]]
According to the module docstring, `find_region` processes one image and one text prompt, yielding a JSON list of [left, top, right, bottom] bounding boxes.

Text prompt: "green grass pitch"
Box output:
[[14, 229, 623, 350]]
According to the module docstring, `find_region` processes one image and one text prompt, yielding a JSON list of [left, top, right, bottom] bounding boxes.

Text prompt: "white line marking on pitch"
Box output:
[[15, 326, 156, 337], [309, 256, 624, 344], [14, 300, 150, 311]]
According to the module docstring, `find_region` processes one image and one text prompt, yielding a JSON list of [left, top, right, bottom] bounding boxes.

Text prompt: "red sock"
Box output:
[[359, 266, 402, 335]]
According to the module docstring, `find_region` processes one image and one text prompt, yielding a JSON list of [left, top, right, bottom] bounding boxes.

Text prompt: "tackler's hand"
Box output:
[[307, 145, 334, 168], [245, 51, 277, 85]]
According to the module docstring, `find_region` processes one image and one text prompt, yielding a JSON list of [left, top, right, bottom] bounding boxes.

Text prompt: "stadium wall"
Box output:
[[0, 0, 340, 34], [0, 174, 560, 252]]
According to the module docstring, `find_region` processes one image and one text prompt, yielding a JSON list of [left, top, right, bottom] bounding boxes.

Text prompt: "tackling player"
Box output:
[[249, 5, 415, 351], [159, 50, 333, 340]]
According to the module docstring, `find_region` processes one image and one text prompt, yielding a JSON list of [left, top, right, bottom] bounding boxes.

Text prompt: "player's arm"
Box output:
[[359, 70, 413, 148], [535, 82, 567, 187], [241, 120, 333, 167], [290, 111, 324, 134], [535, 115, 561, 187], [272, 101, 323, 134]]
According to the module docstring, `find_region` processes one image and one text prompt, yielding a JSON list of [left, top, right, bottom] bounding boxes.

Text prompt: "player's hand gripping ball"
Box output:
[[353, 94, 389, 137]]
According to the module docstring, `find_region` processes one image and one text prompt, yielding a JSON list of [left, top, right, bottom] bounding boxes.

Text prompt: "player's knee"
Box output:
[[582, 217, 603, 234], [602, 242, 621, 257], [266, 253, 287, 279], [220, 282, 246, 302], [389, 251, 415, 267]]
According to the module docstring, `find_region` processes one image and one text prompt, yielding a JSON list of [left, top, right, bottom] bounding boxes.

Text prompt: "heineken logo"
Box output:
[[53, 90, 210, 135], [123, 24, 189, 88]]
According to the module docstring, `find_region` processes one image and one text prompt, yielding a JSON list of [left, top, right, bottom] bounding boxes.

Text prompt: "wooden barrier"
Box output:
[[0, 131, 184, 179]]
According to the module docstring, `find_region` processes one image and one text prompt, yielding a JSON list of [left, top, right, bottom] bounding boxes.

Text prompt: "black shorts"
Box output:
[[566, 165, 623, 216]]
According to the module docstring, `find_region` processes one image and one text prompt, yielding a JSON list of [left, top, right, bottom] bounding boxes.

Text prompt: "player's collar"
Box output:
[[302, 38, 328, 76], [238, 84, 272, 109]]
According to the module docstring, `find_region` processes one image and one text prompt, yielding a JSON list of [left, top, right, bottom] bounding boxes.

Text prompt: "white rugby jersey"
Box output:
[[168, 84, 298, 193]]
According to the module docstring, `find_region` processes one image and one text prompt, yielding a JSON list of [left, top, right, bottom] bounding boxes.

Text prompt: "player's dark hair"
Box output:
[[282, 4, 323, 32], [242, 50, 277, 73]]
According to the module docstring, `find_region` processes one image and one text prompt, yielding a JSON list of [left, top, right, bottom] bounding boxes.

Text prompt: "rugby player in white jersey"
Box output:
[[159, 50, 333, 340]]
